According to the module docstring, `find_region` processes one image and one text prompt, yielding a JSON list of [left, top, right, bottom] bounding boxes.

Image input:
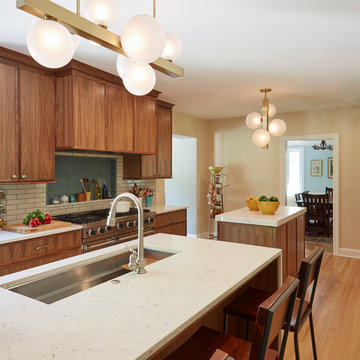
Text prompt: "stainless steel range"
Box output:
[[54, 208, 155, 253]]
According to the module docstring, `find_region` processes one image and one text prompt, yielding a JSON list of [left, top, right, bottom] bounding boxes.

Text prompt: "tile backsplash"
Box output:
[[1, 153, 156, 225]]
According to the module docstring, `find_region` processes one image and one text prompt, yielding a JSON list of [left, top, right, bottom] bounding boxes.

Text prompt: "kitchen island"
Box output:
[[0, 233, 281, 360], [216, 206, 306, 280]]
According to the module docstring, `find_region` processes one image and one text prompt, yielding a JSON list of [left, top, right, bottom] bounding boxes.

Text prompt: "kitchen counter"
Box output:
[[215, 206, 306, 227], [216, 206, 306, 280], [0, 234, 281, 360], [0, 224, 83, 245], [146, 204, 188, 215]]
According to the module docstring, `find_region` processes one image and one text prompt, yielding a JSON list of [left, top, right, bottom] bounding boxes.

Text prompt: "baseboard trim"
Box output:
[[339, 248, 360, 259]]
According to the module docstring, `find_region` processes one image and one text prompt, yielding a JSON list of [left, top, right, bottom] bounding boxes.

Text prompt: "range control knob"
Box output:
[[105, 225, 112, 231], [127, 221, 133, 228], [116, 222, 124, 229], [98, 227, 105, 234], [134, 220, 138, 226], [149, 217, 154, 223], [144, 217, 149, 224], [88, 229, 96, 236]]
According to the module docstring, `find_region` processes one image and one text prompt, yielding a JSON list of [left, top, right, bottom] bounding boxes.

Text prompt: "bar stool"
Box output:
[[165, 276, 299, 360], [223, 248, 324, 360]]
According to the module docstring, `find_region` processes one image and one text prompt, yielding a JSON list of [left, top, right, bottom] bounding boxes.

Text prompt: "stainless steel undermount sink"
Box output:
[[8, 249, 174, 305]]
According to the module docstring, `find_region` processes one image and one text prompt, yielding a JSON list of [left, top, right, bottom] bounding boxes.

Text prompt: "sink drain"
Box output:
[[111, 279, 120, 284]]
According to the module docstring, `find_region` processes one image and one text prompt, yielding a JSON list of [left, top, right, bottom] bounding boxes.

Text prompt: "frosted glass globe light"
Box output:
[[162, 31, 183, 61], [27, 20, 74, 69], [252, 129, 271, 147], [245, 112, 262, 129], [123, 62, 156, 96], [121, 14, 165, 64], [269, 119, 287, 136], [83, 0, 120, 27], [268, 103, 277, 118], [116, 54, 132, 79]]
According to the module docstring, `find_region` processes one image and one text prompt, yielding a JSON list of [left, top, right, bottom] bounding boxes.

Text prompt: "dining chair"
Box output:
[[302, 193, 331, 236], [325, 187, 333, 218], [294, 193, 303, 207], [165, 276, 299, 360], [223, 248, 324, 360]]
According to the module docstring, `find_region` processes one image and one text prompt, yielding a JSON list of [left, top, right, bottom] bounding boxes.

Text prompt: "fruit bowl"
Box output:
[[246, 198, 259, 211], [257, 201, 280, 215]]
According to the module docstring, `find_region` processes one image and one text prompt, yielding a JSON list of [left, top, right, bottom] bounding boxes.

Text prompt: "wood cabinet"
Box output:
[[56, 71, 107, 151], [217, 214, 305, 281], [0, 49, 55, 184], [153, 209, 187, 236], [106, 83, 134, 152], [123, 100, 174, 179], [0, 230, 81, 276]]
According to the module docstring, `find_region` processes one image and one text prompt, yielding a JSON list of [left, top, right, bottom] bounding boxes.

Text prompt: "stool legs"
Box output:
[[294, 331, 300, 360], [223, 313, 228, 334], [309, 312, 318, 360]]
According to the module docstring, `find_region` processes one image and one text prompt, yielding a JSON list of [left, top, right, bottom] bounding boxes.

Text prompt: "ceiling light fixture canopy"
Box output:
[[18, 0, 184, 96], [245, 89, 286, 149]]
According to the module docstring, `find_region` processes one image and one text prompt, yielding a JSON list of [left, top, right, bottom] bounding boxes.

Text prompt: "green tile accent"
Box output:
[[46, 155, 116, 205]]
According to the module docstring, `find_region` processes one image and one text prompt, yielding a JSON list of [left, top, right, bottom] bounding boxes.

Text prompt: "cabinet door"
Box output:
[[0, 62, 17, 182], [18, 67, 55, 182], [134, 96, 157, 154], [106, 83, 134, 152], [156, 105, 172, 177], [73, 74, 106, 151]]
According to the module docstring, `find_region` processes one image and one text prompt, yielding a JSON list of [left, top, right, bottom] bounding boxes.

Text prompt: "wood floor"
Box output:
[[284, 250, 360, 359]]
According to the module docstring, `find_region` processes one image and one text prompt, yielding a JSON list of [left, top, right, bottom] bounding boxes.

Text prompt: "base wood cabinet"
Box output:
[[0, 230, 81, 276], [123, 100, 173, 179], [153, 209, 187, 236], [217, 207, 306, 281], [0, 48, 55, 184]]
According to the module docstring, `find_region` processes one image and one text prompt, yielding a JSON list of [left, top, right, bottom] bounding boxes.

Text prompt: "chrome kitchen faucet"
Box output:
[[107, 192, 146, 274]]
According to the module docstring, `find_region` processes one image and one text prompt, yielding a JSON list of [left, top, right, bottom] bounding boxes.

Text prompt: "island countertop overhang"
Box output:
[[215, 205, 306, 227], [0, 233, 281, 360]]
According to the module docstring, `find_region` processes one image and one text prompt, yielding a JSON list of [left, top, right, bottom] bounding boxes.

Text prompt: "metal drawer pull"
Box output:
[[34, 244, 49, 250]]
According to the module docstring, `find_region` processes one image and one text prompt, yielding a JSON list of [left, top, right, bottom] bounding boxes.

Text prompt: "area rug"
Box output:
[[305, 235, 333, 245]]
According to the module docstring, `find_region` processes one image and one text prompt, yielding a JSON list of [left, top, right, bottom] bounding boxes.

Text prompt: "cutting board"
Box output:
[[2, 220, 73, 234]]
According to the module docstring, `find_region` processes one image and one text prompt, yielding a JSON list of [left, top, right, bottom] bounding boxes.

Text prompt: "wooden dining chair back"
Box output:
[[302, 193, 331, 236], [165, 276, 299, 360], [325, 187, 333, 200], [250, 276, 299, 360], [294, 247, 324, 331]]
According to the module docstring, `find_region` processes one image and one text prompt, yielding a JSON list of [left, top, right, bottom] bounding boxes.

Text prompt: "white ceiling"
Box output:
[[1, 0, 360, 119]]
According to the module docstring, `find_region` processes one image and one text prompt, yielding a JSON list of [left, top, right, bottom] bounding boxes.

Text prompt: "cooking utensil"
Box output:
[[86, 178, 89, 192], [90, 179, 95, 192], [79, 179, 87, 193]]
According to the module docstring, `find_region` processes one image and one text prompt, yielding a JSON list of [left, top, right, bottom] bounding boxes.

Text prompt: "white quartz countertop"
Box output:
[[0, 224, 83, 245], [0, 234, 281, 360], [215, 206, 306, 227], [146, 204, 188, 215]]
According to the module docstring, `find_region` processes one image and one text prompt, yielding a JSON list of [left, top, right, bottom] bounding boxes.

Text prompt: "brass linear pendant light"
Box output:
[[17, 0, 184, 95], [245, 89, 287, 149]]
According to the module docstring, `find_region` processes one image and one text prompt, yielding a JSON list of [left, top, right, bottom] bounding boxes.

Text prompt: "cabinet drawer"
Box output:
[[154, 210, 187, 228], [0, 230, 81, 266]]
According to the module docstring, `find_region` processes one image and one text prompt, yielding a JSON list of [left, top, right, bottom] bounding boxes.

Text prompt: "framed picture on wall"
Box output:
[[328, 157, 333, 178], [311, 159, 323, 177]]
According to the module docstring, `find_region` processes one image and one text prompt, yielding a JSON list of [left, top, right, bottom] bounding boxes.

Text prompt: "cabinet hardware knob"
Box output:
[[12, 174, 17, 180], [21, 174, 27, 179]]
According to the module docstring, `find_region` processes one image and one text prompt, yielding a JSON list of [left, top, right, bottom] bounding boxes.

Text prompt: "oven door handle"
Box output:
[[82, 230, 154, 252]]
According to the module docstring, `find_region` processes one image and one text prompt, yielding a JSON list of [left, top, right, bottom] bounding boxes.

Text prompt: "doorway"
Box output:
[[165, 135, 197, 236], [280, 134, 339, 255]]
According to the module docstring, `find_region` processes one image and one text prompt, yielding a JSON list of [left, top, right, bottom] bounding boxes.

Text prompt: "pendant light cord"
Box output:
[[153, 0, 156, 18], [76, 0, 80, 15]]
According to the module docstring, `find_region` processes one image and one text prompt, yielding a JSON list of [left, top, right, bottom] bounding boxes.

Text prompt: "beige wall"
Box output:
[[169, 111, 210, 235], [207, 105, 360, 251]]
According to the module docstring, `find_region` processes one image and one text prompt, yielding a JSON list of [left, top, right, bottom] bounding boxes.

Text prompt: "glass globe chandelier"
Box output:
[[245, 89, 286, 148], [19, 0, 184, 96]]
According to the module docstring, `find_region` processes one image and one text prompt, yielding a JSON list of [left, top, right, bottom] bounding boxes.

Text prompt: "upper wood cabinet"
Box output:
[[55, 63, 159, 154], [0, 50, 55, 184], [106, 83, 134, 153], [56, 71, 107, 151], [134, 96, 157, 154], [123, 100, 174, 179]]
